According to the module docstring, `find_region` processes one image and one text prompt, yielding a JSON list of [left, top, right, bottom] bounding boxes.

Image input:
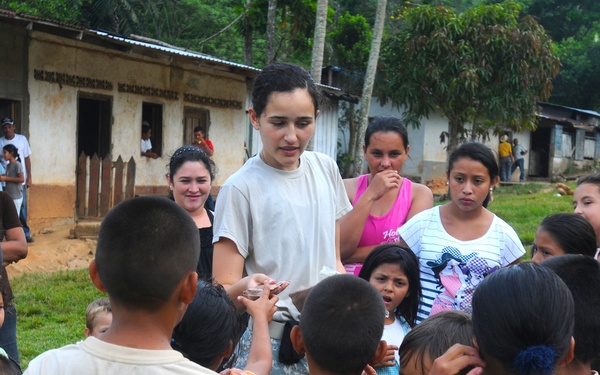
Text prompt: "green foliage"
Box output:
[[550, 27, 600, 110], [13, 269, 106, 369], [327, 12, 372, 93], [0, 0, 87, 24], [380, 1, 560, 151]]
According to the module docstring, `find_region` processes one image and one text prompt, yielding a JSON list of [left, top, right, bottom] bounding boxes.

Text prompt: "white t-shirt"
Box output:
[[0, 134, 31, 185], [24, 336, 216, 375], [213, 151, 352, 321], [398, 206, 525, 323], [382, 318, 406, 364], [141, 138, 153, 153]]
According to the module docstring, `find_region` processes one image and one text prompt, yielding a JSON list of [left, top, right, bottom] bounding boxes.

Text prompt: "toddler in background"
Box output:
[[84, 297, 112, 338], [358, 244, 422, 375]]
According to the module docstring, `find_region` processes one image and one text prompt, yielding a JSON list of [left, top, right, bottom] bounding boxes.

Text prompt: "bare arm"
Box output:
[[213, 237, 279, 312], [405, 183, 434, 221], [240, 282, 278, 375], [141, 150, 159, 159], [25, 156, 31, 188], [0, 172, 24, 184], [3, 226, 28, 264], [335, 220, 346, 274]]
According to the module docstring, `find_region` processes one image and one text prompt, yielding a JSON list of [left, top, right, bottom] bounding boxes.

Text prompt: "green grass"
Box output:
[[11, 181, 576, 369], [12, 269, 106, 369]]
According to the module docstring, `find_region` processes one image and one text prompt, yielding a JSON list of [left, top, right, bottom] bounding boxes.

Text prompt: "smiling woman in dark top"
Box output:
[[167, 146, 215, 280]]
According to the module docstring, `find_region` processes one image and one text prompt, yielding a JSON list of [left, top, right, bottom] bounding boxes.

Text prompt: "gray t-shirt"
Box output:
[[213, 151, 352, 321], [4, 161, 23, 199]]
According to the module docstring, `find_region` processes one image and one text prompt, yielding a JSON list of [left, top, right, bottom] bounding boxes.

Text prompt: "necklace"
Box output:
[[385, 310, 390, 318]]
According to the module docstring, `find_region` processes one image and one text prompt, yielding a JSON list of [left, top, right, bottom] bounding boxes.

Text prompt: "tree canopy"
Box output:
[[379, 1, 560, 152]]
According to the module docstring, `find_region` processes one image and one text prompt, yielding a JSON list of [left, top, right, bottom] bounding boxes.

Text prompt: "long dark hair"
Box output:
[[358, 244, 422, 327]]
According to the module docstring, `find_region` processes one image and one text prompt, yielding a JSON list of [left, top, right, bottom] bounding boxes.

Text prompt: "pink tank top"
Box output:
[[345, 174, 413, 276]]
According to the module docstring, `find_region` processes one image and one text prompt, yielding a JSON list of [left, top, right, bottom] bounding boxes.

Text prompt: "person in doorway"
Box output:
[[141, 122, 158, 159], [0, 116, 33, 243], [191, 127, 214, 158], [498, 135, 513, 182], [510, 138, 528, 182]]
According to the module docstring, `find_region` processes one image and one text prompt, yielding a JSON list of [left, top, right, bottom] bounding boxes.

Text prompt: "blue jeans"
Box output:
[[20, 185, 30, 237], [0, 304, 20, 364], [500, 157, 512, 182], [511, 158, 525, 182]]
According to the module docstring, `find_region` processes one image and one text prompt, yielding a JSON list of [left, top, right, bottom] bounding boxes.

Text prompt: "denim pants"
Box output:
[[500, 157, 512, 181], [0, 304, 20, 364], [511, 158, 525, 182], [20, 185, 30, 237]]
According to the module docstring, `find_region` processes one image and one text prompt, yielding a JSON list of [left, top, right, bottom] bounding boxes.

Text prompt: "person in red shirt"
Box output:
[[191, 127, 214, 157]]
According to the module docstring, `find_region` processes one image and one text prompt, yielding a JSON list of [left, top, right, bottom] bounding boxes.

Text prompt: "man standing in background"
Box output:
[[498, 135, 514, 182], [511, 138, 528, 183], [0, 116, 33, 242]]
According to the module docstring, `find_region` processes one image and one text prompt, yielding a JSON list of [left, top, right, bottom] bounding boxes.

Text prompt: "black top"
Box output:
[[197, 209, 214, 281]]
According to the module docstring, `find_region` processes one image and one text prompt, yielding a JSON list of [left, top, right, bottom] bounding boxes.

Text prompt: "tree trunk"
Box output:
[[265, 0, 278, 64], [243, 0, 254, 65], [351, 0, 387, 177], [310, 0, 328, 80], [307, 0, 328, 151], [346, 102, 359, 177]]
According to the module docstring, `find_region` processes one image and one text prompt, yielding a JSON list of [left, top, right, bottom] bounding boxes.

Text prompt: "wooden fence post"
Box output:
[[100, 155, 112, 216], [125, 157, 136, 199], [113, 156, 124, 206], [76, 152, 87, 218], [88, 153, 100, 217]]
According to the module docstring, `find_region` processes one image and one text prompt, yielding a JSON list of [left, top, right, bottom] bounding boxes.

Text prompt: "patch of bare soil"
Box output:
[[6, 225, 96, 277], [426, 178, 448, 195]]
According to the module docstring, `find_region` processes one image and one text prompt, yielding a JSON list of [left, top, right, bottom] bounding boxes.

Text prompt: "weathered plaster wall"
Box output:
[[26, 32, 249, 228]]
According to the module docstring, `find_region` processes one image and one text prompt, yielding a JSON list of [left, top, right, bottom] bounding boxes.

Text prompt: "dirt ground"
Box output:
[[6, 224, 97, 277]]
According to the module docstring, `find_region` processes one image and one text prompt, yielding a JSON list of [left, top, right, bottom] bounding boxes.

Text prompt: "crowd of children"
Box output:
[[12, 62, 600, 375]]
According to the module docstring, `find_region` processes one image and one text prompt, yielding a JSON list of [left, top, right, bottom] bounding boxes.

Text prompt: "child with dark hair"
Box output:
[[471, 263, 575, 375], [289, 274, 387, 375], [172, 279, 277, 375], [574, 173, 600, 256], [0, 144, 24, 214], [25, 196, 215, 375], [398, 142, 525, 322], [84, 297, 112, 338], [213, 62, 352, 374], [358, 244, 422, 375], [399, 311, 477, 375], [542, 254, 600, 375], [531, 213, 597, 263]]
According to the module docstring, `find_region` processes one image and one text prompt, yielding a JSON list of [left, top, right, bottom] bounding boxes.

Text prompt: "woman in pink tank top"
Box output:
[[339, 117, 433, 275]]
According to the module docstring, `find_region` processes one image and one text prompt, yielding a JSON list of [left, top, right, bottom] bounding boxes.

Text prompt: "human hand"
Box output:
[[361, 364, 377, 375], [246, 273, 289, 296], [365, 170, 401, 201], [372, 342, 398, 368], [428, 344, 485, 375], [26, 175, 31, 188], [239, 280, 279, 323]]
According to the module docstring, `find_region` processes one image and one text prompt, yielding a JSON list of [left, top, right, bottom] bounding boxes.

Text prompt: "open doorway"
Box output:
[[77, 94, 112, 158], [529, 126, 551, 178]]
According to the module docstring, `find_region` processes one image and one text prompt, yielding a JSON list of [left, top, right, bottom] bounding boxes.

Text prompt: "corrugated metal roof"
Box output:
[[539, 102, 600, 118], [90, 30, 260, 73]]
